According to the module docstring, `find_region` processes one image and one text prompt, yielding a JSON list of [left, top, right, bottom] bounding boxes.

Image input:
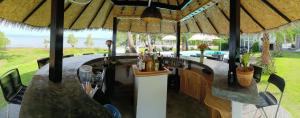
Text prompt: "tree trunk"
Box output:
[[147, 34, 153, 52], [261, 33, 271, 65], [296, 35, 300, 49], [126, 32, 137, 53]]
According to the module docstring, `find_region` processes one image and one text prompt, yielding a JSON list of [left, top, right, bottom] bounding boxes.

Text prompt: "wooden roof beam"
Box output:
[[128, 7, 137, 31], [102, 6, 114, 28], [192, 16, 202, 33], [240, 4, 265, 30], [216, 4, 243, 33], [204, 13, 219, 34], [22, 0, 47, 22], [111, 0, 191, 10], [261, 0, 291, 23], [185, 23, 190, 32], [69, 2, 91, 28], [88, 0, 106, 28]]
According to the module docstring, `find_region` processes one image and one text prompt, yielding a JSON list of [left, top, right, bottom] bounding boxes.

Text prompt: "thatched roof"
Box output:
[[1, 0, 300, 35]]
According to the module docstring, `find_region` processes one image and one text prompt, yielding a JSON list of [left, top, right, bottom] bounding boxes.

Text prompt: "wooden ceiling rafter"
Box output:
[[240, 4, 265, 30], [185, 22, 190, 32], [215, 4, 242, 33], [261, 0, 291, 23], [22, 0, 47, 23], [204, 12, 218, 34], [88, 0, 106, 28], [192, 16, 202, 33], [69, 2, 91, 29], [102, 5, 114, 28], [128, 6, 137, 31], [111, 0, 191, 10]]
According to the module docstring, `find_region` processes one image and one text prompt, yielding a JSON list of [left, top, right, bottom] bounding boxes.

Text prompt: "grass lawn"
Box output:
[[0, 48, 299, 117], [0, 48, 107, 107], [257, 51, 300, 117]]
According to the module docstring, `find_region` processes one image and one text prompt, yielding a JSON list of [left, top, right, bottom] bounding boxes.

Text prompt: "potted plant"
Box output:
[[236, 52, 254, 87]]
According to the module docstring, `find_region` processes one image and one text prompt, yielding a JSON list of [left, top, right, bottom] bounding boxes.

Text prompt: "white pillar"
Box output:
[[232, 101, 243, 118], [247, 37, 250, 52]]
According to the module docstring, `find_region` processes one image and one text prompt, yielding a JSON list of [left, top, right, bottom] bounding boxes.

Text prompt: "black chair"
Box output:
[[63, 54, 74, 58], [83, 53, 94, 55], [252, 65, 263, 83], [255, 74, 285, 118], [37, 57, 50, 69], [0, 69, 27, 105]]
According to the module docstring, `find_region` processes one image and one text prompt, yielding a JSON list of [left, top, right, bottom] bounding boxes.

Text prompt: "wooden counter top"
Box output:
[[132, 65, 170, 77], [20, 54, 137, 118]]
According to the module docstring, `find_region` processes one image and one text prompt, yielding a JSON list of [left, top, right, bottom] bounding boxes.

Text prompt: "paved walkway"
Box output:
[[0, 104, 21, 118]]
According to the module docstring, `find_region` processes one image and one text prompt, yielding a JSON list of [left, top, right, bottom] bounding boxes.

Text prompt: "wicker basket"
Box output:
[[236, 66, 254, 87]]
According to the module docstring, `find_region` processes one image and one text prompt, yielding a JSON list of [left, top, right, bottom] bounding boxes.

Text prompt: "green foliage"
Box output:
[[84, 34, 94, 48], [272, 50, 283, 57], [241, 52, 251, 70], [0, 32, 10, 49], [256, 55, 276, 74], [116, 31, 127, 46], [212, 38, 228, 50], [67, 34, 78, 48], [251, 41, 260, 53]]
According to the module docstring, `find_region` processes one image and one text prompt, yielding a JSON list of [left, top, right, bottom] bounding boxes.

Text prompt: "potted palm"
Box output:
[[236, 52, 254, 87]]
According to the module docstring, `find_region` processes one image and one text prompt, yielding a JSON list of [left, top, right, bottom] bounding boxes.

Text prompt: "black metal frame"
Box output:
[[0, 68, 26, 104], [49, 0, 64, 83], [228, 0, 240, 86], [111, 0, 191, 10]]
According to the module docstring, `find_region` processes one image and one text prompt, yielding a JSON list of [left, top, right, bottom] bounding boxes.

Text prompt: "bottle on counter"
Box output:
[[138, 52, 146, 71], [154, 53, 159, 71]]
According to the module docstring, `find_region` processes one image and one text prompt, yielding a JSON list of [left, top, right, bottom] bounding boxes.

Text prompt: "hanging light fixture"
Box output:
[[68, 0, 91, 5], [141, 0, 162, 23]]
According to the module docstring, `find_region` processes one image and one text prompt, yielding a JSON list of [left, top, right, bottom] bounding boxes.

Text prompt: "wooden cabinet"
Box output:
[[180, 69, 207, 103]]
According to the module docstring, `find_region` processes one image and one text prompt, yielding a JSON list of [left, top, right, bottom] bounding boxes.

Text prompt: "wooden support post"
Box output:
[[107, 17, 119, 98], [228, 0, 240, 86], [112, 17, 118, 58], [176, 22, 181, 57], [49, 0, 64, 83], [175, 22, 181, 92]]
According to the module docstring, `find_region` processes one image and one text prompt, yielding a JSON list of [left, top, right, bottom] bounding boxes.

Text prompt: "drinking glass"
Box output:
[[79, 65, 93, 83]]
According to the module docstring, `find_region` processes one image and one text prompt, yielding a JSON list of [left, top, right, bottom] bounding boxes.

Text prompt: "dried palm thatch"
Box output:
[[0, 0, 300, 35]]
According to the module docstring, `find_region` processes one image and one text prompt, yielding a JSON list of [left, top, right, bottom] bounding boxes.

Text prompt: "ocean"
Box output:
[[6, 35, 109, 48]]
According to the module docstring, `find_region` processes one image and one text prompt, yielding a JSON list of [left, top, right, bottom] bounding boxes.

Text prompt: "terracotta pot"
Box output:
[[236, 66, 254, 87]]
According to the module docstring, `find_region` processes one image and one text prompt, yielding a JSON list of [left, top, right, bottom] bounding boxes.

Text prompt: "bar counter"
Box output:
[[20, 54, 260, 118]]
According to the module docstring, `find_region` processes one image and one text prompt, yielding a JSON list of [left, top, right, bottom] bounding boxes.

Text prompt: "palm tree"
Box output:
[[126, 32, 137, 53], [261, 33, 271, 65]]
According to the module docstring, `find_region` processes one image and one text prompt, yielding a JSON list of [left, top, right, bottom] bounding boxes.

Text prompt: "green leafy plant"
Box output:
[[251, 41, 260, 53], [241, 52, 251, 71]]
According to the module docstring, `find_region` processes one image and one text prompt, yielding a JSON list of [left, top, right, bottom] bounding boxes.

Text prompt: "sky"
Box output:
[[0, 23, 113, 48]]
